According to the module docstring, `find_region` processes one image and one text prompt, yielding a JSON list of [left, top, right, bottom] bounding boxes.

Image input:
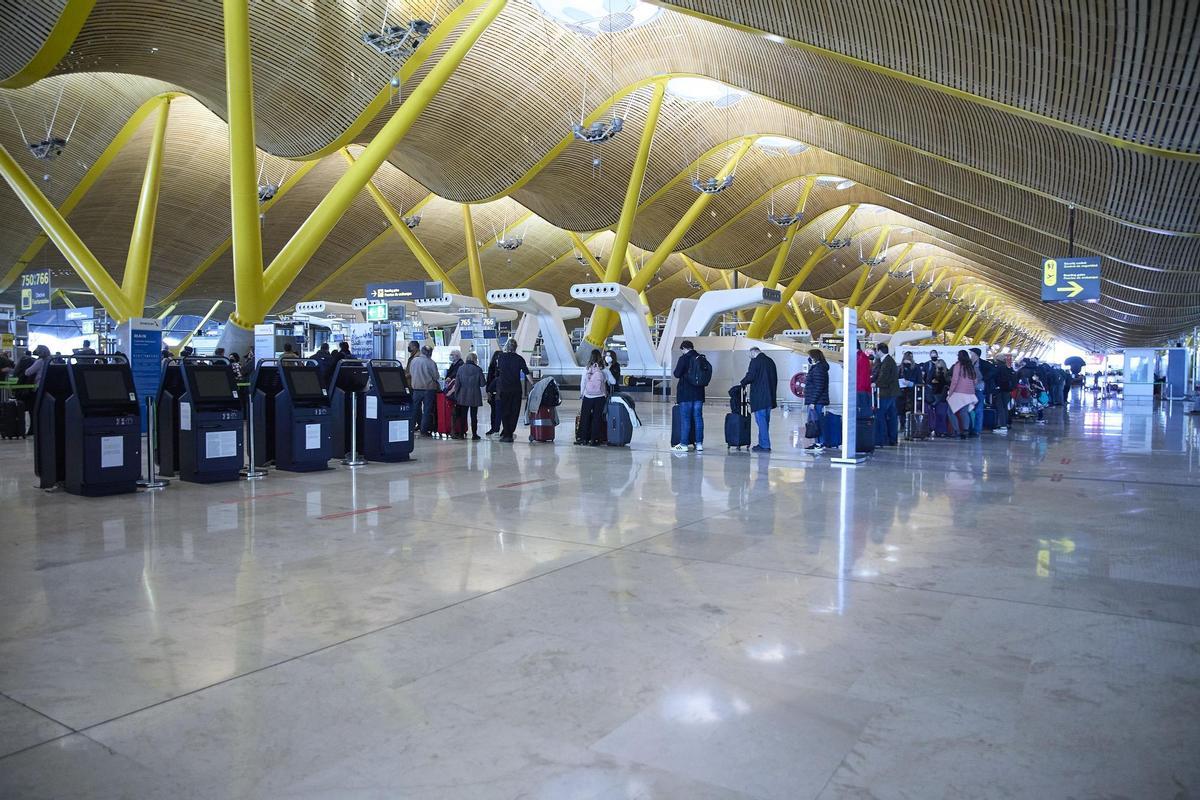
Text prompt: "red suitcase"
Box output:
[[528, 406, 555, 443], [436, 392, 457, 439]]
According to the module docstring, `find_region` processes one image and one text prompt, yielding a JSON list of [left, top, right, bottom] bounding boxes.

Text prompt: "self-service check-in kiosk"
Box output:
[[156, 358, 243, 483], [329, 358, 368, 462], [362, 359, 414, 462], [250, 359, 332, 472], [34, 356, 142, 496]]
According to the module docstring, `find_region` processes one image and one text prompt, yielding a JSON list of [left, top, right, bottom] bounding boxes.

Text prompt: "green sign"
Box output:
[[1041, 256, 1100, 303], [365, 302, 388, 321]]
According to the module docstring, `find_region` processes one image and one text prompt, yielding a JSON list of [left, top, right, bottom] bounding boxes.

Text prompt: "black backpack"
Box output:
[[686, 353, 712, 388], [542, 380, 561, 407]]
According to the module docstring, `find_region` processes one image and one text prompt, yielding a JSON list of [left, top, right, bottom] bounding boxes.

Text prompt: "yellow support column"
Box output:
[[817, 299, 840, 330], [930, 279, 965, 331], [788, 297, 809, 331], [584, 80, 666, 349], [750, 204, 859, 337], [568, 232, 606, 280], [342, 150, 462, 295], [891, 257, 933, 329], [223, 0, 267, 330], [121, 96, 171, 315], [461, 204, 487, 303], [858, 243, 913, 315], [897, 267, 945, 330], [586, 137, 754, 344], [845, 227, 891, 314], [260, 0, 508, 311], [747, 177, 814, 332], [0, 144, 131, 319]]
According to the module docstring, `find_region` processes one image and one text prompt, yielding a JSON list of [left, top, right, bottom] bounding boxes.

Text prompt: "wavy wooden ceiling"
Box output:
[[1, 0, 1196, 349]]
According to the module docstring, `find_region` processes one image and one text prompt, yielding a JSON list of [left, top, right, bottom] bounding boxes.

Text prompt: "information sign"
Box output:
[[1041, 256, 1101, 303]]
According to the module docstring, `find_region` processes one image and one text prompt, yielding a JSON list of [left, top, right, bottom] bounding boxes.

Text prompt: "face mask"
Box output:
[[606, 356, 614, 364]]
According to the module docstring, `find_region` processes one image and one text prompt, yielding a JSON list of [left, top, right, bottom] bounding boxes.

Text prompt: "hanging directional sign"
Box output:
[[1041, 256, 1101, 303], [18, 269, 52, 312]]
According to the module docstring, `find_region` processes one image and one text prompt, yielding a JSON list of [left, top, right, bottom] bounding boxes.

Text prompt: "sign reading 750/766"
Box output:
[[19, 269, 52, 312], [1041, 256, 1101, 303]]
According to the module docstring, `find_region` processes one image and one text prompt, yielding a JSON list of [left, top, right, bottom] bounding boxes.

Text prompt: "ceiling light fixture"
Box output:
[[532, 0, 661, 36], [362, 19, 431, 59]]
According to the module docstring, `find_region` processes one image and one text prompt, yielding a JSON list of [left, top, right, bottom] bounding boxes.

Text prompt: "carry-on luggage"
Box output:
[[528, 406, 555, 443], [0, 398, 25, 439], [436, 392, 457, 439], [905, 411, 930, 441], [983, 406, 998, 430], [725, 386, 751, 451], [856, 417, 875, 454], [606, 399, 633, 446], [670, 403, 691, 447], [822, 411, 842, 449]]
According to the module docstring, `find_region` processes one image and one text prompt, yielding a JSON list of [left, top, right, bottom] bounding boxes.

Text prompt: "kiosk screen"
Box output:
[[286, 369, 324, 399], [375, 369, 408, 397], [82, 369, 132, 402], [192, 369, 235, 401]]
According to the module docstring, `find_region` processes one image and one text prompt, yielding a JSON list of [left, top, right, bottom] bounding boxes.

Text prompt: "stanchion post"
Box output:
[[138, 395, 169, 490], [240, 390, 266, 480], [343, 390, 366, 468]]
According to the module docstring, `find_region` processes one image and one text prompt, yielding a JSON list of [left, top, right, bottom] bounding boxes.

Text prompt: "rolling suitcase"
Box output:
[[670, 403, 690, 447], [724, 387, 751, 451], [822, 411, 842, 449], [1, 398, 25, 439], [436, 392, 456, 439], [606, 399, 633, 446], [983, 407, 998, 430], [528, 406, 555, 443], [856, 418, 875, 454]]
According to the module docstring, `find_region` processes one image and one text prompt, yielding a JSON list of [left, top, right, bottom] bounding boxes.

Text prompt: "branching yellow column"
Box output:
[[788, 297, 809, 330], [747, 177, 814, 332], [461, 204, 486, 303], [749, 204, 859, 337], [0, 144, 131, 319], [817, 299, 840, 330], [681, 255, 712, 291], [568, 232, 606, 280], [859, 243, 913, 317], [891, 257, 933, 328], [342, 150, 462, 294], [259, 0, 507, 313], [897, 267, 945, 330], [929, 279, 966, 330], [121, 96, 171, 315], [223, 0, 268, 329], [583, 80, 666, 349]]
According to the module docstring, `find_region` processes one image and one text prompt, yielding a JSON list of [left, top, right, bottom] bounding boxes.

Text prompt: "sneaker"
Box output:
[[671, 444, 689, 452], [695, 443, 703, 452], [994, 426, 1008, 433], [751, 445, 771, 453], [804, 443, 822, 451], [472, 435, 481, 441]]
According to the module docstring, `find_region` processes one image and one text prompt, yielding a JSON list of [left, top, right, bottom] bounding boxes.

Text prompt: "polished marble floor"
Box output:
[[1, 394, 1198, 799]]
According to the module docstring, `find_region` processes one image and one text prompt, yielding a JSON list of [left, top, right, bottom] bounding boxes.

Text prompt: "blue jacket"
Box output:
[[740, 353, 778, 412], [673, 350, 705, 403]]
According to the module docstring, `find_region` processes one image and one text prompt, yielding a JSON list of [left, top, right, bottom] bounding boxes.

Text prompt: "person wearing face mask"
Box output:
[[922, 349, 941, 385], [872, 342, 901, 447], [803, 349, 830, 452], [738, 346, 778, 452], [898, 350, 921, 419], [603, 350, 621, 388]]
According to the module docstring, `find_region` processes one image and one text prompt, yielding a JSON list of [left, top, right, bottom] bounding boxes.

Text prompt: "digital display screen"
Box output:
[[191, 368, 234, 400], [81, 369, 132, 402], [286, 368, 324, 399], [375, 369, 408, 396]]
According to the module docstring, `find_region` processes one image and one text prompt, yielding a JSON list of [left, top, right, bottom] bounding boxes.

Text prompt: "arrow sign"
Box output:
[[1041, 256, 1100, 303], [1056, 281, 1084, 298]]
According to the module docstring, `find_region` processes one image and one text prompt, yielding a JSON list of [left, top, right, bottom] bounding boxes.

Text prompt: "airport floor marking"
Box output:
[[318, 505, 392, 520], [497, 479, 546, 489], [221, 491, 294, 504]]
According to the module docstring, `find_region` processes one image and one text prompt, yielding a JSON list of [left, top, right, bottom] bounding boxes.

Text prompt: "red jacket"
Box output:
[[856, 350, 872, 392]]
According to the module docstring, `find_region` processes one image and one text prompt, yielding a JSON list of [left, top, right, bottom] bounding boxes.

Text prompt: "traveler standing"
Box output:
[[408, 345, 439, 435], [495, 339, 530, 442], [405, 340, 420, 373], [738, 347, 778, 452], [804, 349, 830, 452], [899, 351, 920, 418], [872, 343, 901, 446], [968, 347, 987, 434], [921, 349, 940, 385], [577, 349, 608, 446], [604, 350, 622, 387], [446, 349, 463, 382], [948, 350, 978, 439], [485, 350, 501, 435], [452, 353, 486, 440], [77, 340, 96, 356], [672, 340, 708, 452]]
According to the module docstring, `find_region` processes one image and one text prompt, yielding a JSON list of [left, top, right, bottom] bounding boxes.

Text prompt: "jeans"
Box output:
[[809, 403, 826, 445], [972, 389, 985, 434], [412, 389, 435, 434], [753, 408, 771, 449], [678, 400, 704, 445], [874, 396, 898, 446]]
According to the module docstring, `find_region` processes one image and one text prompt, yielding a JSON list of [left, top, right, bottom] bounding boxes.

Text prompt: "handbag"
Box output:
[[804, 406, 821, 439]]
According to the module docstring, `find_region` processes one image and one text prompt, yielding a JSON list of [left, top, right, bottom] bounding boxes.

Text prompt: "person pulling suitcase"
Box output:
[[737, 346, 777, 452]]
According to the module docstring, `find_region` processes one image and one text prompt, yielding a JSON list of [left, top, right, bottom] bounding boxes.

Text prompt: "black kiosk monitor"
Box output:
[[63, 359, 142, 496], [273, 362, 332, 472], [362, 360, 414, 462], [177, 362, 243, 482]]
